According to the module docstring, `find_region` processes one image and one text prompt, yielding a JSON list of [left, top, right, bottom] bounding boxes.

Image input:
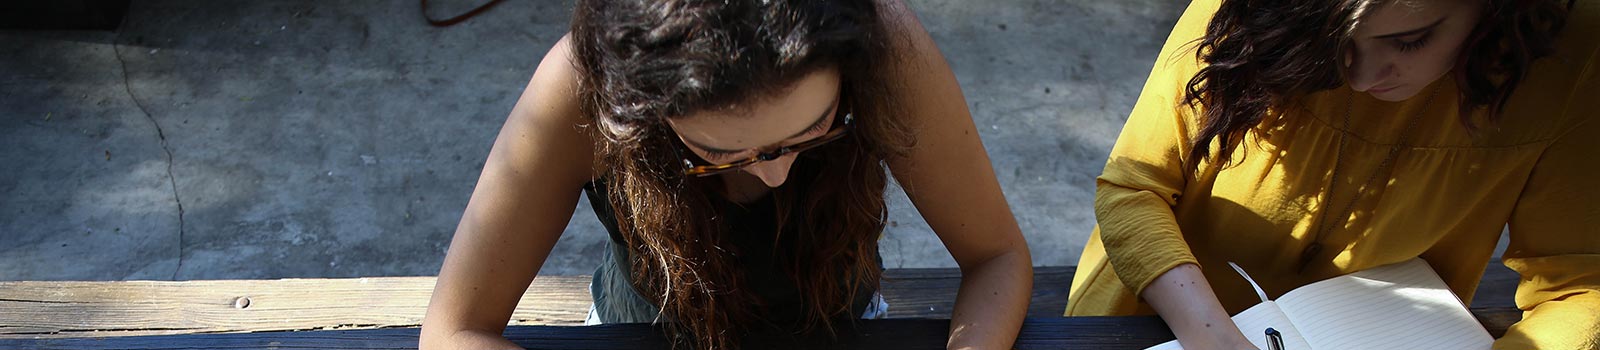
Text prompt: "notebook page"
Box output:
[[1144, 301, 1313, 350], [1275, 258, 1492, 350]]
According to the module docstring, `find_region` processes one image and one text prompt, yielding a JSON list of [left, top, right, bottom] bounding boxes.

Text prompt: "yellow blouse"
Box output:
[[1064, 0, 1600, 348]]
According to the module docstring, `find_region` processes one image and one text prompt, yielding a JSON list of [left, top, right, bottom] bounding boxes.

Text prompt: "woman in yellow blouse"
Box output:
[[1066, 0, 1597, 348]]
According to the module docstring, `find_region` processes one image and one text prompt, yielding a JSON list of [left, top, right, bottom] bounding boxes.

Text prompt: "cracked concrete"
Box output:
[[111, 34, 188, 280], [2, 0, 1190, 281]]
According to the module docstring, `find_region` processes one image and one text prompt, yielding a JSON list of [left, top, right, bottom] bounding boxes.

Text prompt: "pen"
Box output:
[[1265, 327, 1285, 350]]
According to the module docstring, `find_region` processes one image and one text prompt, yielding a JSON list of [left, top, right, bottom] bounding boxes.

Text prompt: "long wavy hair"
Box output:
[[569, 0, 911, 348], [1181, 0, 1573, 173]]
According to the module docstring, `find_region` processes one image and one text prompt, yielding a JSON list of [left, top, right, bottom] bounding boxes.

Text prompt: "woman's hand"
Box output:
[[1142, 263, 1259, 350]]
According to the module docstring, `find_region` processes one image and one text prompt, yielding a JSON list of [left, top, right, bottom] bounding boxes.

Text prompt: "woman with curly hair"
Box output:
[[420, 0, 1032, 349], [1068, 0, 1596, 348]]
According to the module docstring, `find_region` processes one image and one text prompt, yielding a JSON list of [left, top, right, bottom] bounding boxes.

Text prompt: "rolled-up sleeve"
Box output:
[[1094, 0, 1214, 297]]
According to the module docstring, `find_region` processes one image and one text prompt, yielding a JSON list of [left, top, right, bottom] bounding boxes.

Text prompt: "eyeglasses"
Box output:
[[680, 112, 854, 177]]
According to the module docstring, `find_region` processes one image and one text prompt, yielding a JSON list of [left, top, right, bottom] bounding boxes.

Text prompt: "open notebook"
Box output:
[[1146, 258, 1493, 350]]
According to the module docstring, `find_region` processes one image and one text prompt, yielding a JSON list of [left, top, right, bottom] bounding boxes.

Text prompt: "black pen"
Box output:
[[1265, 327, 1285, 350]]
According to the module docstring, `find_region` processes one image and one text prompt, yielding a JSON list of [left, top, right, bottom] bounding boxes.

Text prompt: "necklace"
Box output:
[[1297, 85, 1441, 273]]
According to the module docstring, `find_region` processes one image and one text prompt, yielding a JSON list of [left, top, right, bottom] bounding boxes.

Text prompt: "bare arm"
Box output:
[[419, 35, 597, 350], [1142, 264, 1258, 350], [878, 2, 1032, 348]]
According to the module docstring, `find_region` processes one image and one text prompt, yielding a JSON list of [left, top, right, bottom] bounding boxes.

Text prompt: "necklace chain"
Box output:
[[1298, 85, 1441, 273]]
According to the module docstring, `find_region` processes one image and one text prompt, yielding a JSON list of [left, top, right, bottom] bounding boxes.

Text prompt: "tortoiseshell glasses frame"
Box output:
[[680, 112, 854, 177]]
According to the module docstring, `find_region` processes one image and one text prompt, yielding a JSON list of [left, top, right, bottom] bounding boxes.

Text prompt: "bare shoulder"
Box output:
[[866, 1, 985, 185], [874, 0, 941, 71], [874, 0, 921, 30], [505, 34, 607, 181], [869, 0, 962, 126]]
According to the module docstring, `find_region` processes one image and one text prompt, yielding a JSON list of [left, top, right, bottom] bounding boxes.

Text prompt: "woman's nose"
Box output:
[[1346, 47, 1394, 92], [741, 154, 797, 188]]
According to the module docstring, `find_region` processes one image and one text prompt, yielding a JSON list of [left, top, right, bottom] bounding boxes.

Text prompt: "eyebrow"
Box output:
[[1371, 17, 1446, 39], [685, 95, 840, 154]]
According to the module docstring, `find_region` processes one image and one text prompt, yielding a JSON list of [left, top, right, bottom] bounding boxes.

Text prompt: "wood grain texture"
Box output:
[[0, 311, 1527, 350], [880, 266, 1074, 318], [1, 264, 1520, 341], [0, 275, 592, 339], [1469, 263, 1520, 309], [0, 317, 1162, 350]]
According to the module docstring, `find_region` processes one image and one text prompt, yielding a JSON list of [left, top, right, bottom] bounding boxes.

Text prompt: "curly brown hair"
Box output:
[[1182, 0, 1573, 173], [569, 0, 912, 348]]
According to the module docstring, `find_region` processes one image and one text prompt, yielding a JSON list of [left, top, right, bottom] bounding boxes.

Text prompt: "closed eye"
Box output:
[[693, 103, 837, 161], [701, 149, 744, 160], [1395, 30, 1433, 52], [725, 113, 831, 155], [802, 114, 831, 135]]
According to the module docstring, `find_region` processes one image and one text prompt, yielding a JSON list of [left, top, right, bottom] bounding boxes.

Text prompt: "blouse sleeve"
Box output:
[[1496, 43, 1600, 349], [1093, 0, 1215, 297]]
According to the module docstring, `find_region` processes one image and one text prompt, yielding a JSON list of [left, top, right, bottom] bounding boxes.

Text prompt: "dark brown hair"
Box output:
[[1182, 0, 1573, 173], [570, 0, 911, 348]]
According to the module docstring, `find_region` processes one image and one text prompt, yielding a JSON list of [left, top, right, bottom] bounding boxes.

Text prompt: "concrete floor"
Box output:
[[0, 0, 1187, 281]]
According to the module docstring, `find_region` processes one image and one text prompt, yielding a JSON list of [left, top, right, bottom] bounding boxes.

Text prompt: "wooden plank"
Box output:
[[0, 309, 1526, 350], [1475, 307, 1523, 339], [1470, 262, 1521, 309], [880, 266, 1074, 318], [0, 264, 1522, 339], [0, 317, 1159, 350], [0, 267, 1070, 339], [0, 275, 592, 339]]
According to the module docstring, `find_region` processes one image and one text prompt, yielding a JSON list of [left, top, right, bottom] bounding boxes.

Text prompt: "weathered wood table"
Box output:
[[0, 265, 1523, 349], [0, 311, 1524, 350]]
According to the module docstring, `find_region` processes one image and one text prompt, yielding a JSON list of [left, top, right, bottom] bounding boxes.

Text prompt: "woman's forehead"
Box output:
[[667, 69, 842, 152], [1354, 0, 1457, 36]]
